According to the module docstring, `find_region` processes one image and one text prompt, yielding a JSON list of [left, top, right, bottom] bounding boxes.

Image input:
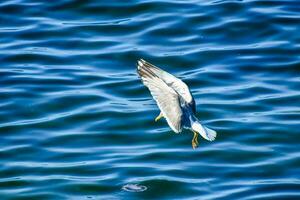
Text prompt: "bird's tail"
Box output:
[[202, 125, 217, 141], [191, 121, 217, 141]]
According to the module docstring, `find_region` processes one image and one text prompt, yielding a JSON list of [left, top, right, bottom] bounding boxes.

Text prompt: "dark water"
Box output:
[[1, 0, 300, 199]]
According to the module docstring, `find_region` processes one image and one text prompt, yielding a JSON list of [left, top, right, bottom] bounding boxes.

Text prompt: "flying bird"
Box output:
[[137, 59, 216, 149]]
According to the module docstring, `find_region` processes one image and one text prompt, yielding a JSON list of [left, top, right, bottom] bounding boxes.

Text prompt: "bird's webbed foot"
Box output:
[[155, 112, 163, 122], [192, 131, 199, 149]]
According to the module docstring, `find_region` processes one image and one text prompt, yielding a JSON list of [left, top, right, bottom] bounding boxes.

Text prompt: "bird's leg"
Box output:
[[192, 131, 199, 149], [155, 112, 163, 122]]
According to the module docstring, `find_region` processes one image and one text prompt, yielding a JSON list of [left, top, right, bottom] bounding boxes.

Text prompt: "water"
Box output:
[[1, 0, 300, 199]]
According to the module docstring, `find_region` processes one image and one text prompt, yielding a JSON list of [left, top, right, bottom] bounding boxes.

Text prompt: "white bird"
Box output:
[[137, 59, 216, 149]]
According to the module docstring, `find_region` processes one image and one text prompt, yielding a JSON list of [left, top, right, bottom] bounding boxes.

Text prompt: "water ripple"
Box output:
[[1, 0, 300, 199]]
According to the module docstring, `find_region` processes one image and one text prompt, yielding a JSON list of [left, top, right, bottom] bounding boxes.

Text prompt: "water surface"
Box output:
[[1, 0, 300, 199]]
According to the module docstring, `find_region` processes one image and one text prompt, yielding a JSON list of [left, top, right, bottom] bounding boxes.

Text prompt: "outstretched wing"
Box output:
[[138, 59, 193, 104], [137, 62, 183, 133]]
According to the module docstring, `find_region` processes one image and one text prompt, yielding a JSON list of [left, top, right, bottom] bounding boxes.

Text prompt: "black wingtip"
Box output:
[[137, 59, 146, 68], [137, 59, 158, 79]]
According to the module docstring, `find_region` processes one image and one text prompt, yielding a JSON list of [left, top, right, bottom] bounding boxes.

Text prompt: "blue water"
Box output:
[[1, 0, 300, 199]]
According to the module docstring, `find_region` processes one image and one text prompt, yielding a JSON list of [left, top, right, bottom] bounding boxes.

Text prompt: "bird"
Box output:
[[137, 59, 216, 149]]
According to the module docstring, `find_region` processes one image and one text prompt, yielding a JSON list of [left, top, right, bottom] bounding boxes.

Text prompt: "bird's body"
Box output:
[[137, 59, 216, 148]]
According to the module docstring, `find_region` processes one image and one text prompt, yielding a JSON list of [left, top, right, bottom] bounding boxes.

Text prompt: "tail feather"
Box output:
[[192, 121, 217, 141], [202, 126, 217, 141]]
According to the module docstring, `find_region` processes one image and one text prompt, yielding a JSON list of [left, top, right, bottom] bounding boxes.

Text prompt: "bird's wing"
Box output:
[[137, 63, 183, 133], [137, 59, 193, 104]]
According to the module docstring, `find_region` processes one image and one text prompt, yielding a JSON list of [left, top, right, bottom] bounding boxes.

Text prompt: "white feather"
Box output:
[[191, 121, 217, 141], [137, 61, 183, 133], [139, 59, 193, 103]]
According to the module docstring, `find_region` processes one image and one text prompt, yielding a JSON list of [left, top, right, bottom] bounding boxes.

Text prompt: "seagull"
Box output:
[[137, 59, 216, 149]]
